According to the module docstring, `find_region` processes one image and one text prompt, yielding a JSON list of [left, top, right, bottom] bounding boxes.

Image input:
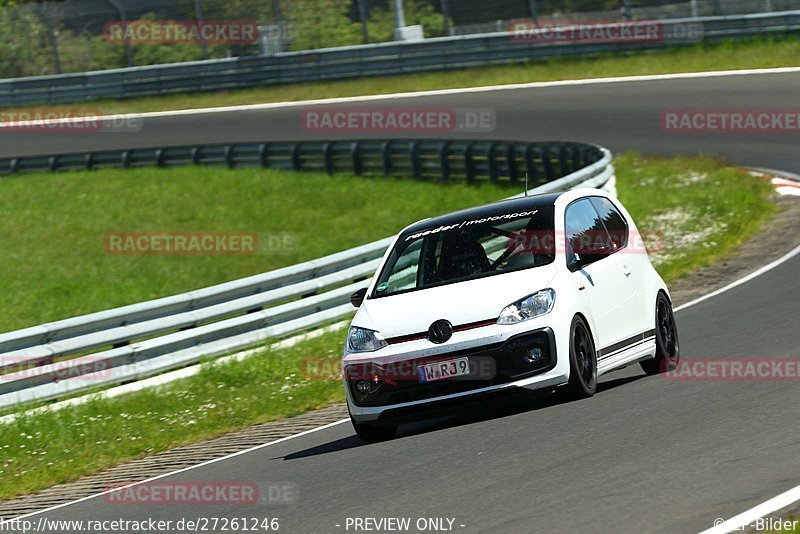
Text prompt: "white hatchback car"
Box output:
[[343, 189, 679, 442]]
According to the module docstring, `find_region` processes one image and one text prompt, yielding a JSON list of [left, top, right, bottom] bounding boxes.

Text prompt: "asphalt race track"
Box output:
[[3, 71, 800, 175], [2, 71, 799, 533]]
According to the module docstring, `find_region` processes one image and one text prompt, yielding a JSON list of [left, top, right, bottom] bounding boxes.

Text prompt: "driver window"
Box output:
[[565, 198, 613, 270]]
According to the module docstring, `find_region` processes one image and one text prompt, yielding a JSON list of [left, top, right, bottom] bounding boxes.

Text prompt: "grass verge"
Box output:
[[0, 167, 513, 333], [0, 153, 778, 501], [615, 153, 778, 282], [2, 36, 798, 116]]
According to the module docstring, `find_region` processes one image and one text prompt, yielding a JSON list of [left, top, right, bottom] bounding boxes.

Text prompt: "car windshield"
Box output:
[[372, 205, 556, 298]]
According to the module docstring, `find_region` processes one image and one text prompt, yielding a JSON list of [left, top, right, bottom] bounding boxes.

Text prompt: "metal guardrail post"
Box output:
[[381, 141, 393, 177], [525, 145, 538, 185], [351, 142, 363, 176], [291, 143, 301, 171], [464, 142, 475, 184], [410, 141, 422, 180], [259, 143, 270, 167], [558, 145, 570, 176], [542, 146, 554, 179], [506, 144, 519, 183], [439, 141, 450, 183], [323, 143, 334, 175]]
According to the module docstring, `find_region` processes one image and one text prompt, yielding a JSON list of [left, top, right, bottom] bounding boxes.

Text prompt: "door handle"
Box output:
[[623, 265, 631, 277]]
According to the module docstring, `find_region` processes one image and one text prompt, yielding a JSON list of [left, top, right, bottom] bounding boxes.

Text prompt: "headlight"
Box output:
[[347, 327, 388, 353], [497, 289, 556, 325]]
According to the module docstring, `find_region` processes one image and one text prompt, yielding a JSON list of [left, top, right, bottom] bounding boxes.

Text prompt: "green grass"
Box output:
[[615, 153, 777, 282], [0, 167, 513, 333], [3, 36, 799, 116], [0, 154, 778, 501], [0, 328, 348, 499]]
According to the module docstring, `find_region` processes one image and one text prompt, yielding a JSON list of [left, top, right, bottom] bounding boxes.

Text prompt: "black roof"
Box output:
[[402, 192, 563, 235]]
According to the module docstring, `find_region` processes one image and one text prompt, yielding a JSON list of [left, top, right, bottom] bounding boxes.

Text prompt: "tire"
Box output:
[[565, 316, 597, 398], [641, 292, 680, 375], [351, 418, 397, 443]]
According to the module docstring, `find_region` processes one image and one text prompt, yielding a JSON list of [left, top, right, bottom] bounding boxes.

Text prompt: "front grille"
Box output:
[[348, 328, 555, 407]]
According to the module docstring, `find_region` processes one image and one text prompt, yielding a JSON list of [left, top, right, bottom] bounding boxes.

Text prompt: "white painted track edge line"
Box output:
[[696, 483, 800, 534], [10, 418, 350, 521], [2, 66, 800, 126], [674, 243, 800, 312]]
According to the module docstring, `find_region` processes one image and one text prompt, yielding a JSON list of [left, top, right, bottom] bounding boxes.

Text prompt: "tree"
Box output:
[[0, 2, 54, 77], [285, 0, 362, 50], [366, 0, 447, 43]]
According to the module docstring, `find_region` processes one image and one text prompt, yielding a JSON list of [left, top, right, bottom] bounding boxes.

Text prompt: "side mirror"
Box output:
[[568, 253, 584, 272], [583, 241, 614, 257], [569, 242, 614, 271], [350, 287, 368, 308]]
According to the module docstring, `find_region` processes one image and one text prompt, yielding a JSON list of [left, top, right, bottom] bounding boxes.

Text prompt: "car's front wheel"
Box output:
[[641, 292, 680, 375], [351, 418, 398, 443], [565, 316, 597, 398]]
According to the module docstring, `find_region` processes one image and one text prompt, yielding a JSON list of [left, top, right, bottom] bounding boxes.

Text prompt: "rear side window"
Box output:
[[589, 197, 628, 250]]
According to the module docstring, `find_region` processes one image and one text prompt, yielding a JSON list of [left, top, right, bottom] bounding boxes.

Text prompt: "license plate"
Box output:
[[418, 357, 470, 383]]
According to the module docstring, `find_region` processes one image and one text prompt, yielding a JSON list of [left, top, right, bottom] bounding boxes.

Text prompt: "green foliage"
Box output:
[[127, 12, 227, 66], [286, 0, 362, 50], [0, 4, 54, 77], [366, 0, 447, 43], [56, 30, 127, 73], [132, 43, 206, 66]]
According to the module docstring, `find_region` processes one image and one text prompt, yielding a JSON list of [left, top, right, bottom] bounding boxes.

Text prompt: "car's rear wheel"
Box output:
[[566, 316, 597, 398], [350, 418, 397, 443], [641, 292, 680, 375]]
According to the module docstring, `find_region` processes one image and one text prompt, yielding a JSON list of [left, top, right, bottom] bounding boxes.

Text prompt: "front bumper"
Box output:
[[345, 320, 570, 423]]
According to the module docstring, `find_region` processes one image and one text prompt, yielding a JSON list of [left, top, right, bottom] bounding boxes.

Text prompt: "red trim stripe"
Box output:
[[386, 318, 497, 345]]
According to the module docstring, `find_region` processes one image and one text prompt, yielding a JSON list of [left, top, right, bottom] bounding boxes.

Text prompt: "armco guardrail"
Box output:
[[0, 11, 798, 106], [0, 140, 614, 410], [0, 139, 604, 186]]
